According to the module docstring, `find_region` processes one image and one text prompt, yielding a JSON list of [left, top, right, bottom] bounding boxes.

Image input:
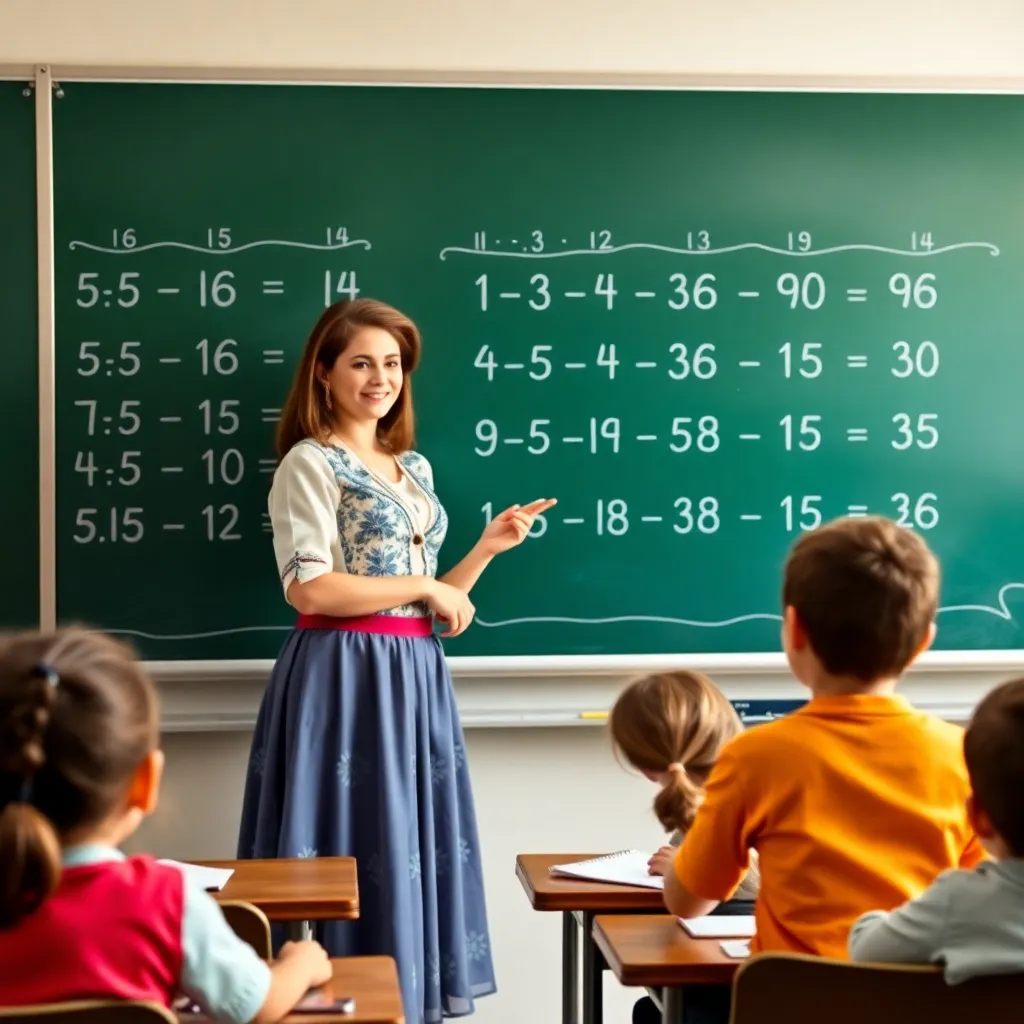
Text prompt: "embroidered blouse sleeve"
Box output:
[[270, 443, 343, 599]]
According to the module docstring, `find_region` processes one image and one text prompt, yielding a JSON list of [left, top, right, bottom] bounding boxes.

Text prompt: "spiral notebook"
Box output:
[[549, 850, 664, 890]]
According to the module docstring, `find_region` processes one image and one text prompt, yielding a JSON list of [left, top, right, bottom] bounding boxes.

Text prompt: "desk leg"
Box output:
[[581, 911, 604, 1024], [562, 911, 579, 1024], [285, 920, 313, 941], [662, 988, 684, 1024]]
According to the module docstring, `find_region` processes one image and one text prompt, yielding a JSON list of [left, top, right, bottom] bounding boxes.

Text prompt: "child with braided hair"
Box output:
[[0, 627, 330, 1022]]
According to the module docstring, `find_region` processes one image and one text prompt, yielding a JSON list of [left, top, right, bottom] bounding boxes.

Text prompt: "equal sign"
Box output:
[[160, 465, 184, 474], [162, 523, 185, 532], [739, 360, 761, 368], [261, 513, 273, 534], [739, 433, 762, 441], [473, 231, 487, 250], [158, 357, 182, 365], [846, 355, 869, 369], [562, 518, 585, 525], [636, 435, 658, 442], [847, 428, 869, 442], [503, 362, 524, 370], [847, 504, 870, 518], [564, 291, 587, 299], [262, 280, 285, 295], [738, 291, 760, 299], [261, 407, 281, 423], [634, 361, 657, 369], [846, 288, 868, 303], [263, 349, 285, 365], [641, 516, 663, 523], [740, 514, 763, 521], [157, 287, 180, 295], [634, 291, 656, 299], [499, 291, 521, 300], [258, 458, 277, 474], [159, 416, 182, 424]]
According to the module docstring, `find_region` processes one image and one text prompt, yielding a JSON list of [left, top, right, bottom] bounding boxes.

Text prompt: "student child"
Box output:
[[609, 670, 760, 1024], [0, 628, 331, 1022], [849, 676, 1024, 980], [608, 669, 759, 900], [663, 516, 984, 965]]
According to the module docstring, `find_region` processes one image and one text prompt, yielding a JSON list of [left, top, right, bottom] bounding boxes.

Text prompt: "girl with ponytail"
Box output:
[[608, 670, 760, 897], [610, 671, 760, 1024], [0, 628, 330, 1022]]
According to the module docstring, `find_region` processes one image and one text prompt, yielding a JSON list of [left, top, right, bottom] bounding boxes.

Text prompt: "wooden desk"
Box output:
[[196, 857, 359, 939], [180, 956, 403, 1024], [312, 956, 404, 1024], [516, 853, 664, 1024], [593, 915, 740, 1024]]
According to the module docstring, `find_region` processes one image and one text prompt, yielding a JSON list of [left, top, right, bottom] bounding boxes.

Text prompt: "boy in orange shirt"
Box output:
[[661, 516, 983, 963]]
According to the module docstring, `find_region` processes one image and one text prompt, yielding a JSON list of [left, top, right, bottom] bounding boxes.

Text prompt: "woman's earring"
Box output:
[[322, 380, 333, 411]]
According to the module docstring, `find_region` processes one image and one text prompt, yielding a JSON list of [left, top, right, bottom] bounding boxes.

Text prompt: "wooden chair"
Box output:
[[731, 952, 1024, 1023], [0, 1001, 176, 1024], [219, 898, 273, 959]]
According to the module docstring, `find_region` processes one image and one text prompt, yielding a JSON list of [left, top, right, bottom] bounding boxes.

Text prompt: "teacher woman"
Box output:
[[237, 298, 554, 1024]]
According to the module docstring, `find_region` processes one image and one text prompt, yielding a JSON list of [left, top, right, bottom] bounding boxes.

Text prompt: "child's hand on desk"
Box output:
[[647, 845, 675, 877], [279, 939, 333, 987]]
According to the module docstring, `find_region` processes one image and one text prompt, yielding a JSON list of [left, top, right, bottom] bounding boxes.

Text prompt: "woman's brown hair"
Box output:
[[0, 628, 158, 928], [609, 671, 742, 835], [276, 298, 422, 459]]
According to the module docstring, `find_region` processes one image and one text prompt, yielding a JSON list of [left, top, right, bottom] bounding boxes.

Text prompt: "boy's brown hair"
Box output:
[[964, 677, 1024, 857], [782, 516, 939, 681]]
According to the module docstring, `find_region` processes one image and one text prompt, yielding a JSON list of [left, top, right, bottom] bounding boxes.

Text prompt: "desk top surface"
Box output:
[[593, 914, 740, 987], [515, 853, 666, 912], [197, 857, 360, 921]]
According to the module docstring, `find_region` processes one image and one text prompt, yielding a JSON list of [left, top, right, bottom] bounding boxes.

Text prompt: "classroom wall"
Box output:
[[3, 3, 1023, 1024], [1, 0, 1023, 78]]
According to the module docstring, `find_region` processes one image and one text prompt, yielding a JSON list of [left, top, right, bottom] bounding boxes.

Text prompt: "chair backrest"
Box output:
[[731, 953, 1024, 1024], [0, 1001, 176, 1024], [219, 899, 273, 959]]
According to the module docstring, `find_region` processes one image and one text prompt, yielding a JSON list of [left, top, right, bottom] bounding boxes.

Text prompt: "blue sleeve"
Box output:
[[179, 885, 272, 1024]]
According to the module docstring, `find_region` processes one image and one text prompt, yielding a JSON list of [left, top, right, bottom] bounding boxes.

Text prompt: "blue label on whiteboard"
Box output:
[[731, 699, 806, 724]]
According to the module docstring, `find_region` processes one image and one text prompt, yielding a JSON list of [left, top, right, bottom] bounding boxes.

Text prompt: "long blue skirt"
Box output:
[[237, 627, 497, 1022]]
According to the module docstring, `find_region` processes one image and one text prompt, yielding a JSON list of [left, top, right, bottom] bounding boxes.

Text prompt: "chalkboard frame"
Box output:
[[12, 61, 1024, 677]]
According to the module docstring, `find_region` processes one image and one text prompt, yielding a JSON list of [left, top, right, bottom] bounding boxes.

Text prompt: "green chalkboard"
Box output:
[[0, 80, 38, 629], [52, 84, 1024, 660]]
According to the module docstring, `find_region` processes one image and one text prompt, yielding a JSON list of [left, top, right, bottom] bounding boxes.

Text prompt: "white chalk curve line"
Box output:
[[106, 626, 292, 641], [69, 239, 372, 255], [439, 241, 999, 261], [937, 583, 1024, 621], [478, 584, 1024, 629], [101, 583, 1024, 639]]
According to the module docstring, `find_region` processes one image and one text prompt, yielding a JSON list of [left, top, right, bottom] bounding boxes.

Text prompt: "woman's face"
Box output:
[[321, 326, 404, 427]]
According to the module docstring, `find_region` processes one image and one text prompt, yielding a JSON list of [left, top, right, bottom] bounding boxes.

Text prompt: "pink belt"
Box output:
[[295, 614, 434, 638]]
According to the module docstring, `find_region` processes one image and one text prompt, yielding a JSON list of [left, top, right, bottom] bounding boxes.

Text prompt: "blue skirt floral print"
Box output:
[[237, 439, 497, 1023]]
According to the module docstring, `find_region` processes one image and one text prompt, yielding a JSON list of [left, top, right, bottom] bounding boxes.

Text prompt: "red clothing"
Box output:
[[0, 855, 184, 1007]]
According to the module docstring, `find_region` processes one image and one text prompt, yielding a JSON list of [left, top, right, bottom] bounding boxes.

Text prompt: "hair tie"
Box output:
[[32, 663, 59, 689], [668, 761, 687, 777]]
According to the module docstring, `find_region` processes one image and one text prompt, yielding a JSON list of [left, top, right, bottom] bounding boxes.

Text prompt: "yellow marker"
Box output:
[[579, 711, 609, 720]]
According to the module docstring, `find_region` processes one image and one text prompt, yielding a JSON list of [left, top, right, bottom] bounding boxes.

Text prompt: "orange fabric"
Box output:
[[674, 693, 984, 959]]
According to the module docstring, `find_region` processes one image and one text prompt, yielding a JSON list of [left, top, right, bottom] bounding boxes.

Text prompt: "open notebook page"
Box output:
[[549, 850, 664, 890]]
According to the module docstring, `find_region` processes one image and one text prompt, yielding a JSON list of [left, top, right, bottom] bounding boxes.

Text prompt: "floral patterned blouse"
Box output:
[[269, 438, 448, 618]]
